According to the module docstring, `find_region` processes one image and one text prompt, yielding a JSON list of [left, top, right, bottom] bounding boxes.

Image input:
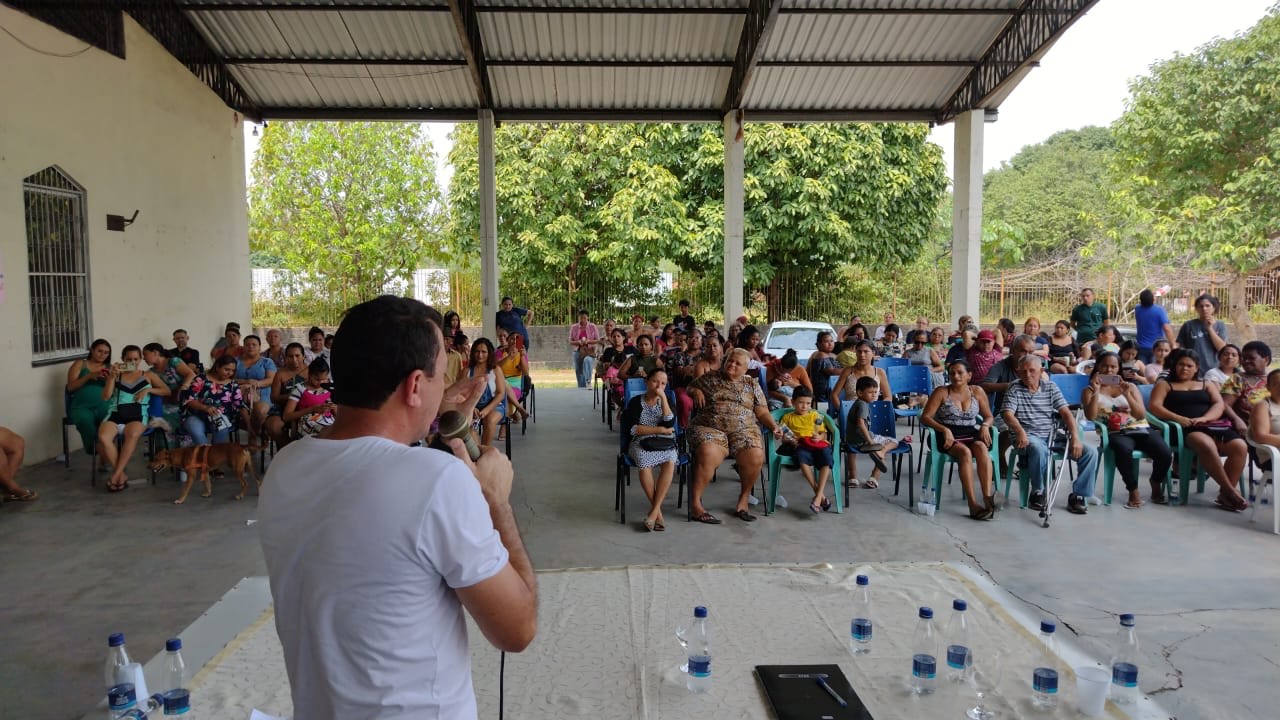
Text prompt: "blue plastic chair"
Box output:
[[874, 357, 909, 370], [765, 407, 843, 514], [615, 390, 688, 524], [885, 365, 932, 463], [839, 400, 914, 507]]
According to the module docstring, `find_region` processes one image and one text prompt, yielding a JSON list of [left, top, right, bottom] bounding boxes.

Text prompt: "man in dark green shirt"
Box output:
[[1070, 288, 1108, 344]]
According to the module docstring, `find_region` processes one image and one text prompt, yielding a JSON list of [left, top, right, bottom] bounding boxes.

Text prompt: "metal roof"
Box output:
[[9, 0, 1101, 123]]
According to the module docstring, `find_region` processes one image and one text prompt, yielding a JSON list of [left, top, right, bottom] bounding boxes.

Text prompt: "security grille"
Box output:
[[24, 167, 91, 364]]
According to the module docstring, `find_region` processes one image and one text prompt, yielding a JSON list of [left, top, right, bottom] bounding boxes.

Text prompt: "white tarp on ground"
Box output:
[[190, 562, 1151, 719]]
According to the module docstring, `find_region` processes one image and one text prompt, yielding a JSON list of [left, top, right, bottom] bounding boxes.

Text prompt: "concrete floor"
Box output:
[[2, 387, 1278, 720]]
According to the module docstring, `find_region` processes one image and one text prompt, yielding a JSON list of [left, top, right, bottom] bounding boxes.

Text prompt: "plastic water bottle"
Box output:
[[944, 599, 973, 682], [686, 606, 711, 693], [104, 633, 132, 691], [909, 606, 938, 695], [1110, 614, 1140, 705], [849, 574, 872, 655], [1031, 620, 1061, 710], [107, 684, 164, 719], [161, 638, 190, 715]]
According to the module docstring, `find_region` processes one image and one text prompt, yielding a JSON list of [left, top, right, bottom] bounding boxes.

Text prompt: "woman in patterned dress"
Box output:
[[624, 370, 679, 531], [685, 348, 785, 524]]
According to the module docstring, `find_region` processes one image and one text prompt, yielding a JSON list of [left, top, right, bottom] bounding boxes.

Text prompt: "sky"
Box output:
[[243, 0, 1276, 184]]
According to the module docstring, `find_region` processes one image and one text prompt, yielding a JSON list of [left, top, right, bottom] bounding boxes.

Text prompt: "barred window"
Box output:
[[24, 167, 91, 365]]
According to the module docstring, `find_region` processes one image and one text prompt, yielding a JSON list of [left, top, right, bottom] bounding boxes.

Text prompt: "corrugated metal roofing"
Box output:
[[159, 0, 1099, 122]]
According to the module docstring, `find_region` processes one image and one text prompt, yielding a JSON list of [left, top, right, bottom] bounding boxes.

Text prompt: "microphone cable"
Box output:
[[499, 650, 506, 720]]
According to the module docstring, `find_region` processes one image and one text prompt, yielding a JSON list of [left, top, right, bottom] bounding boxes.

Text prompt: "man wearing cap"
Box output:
[[966, 329, 1004, 381], [673, 299, 697, 337]]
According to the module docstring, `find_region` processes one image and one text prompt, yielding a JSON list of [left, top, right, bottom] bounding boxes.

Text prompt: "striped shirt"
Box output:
[[1000, 380, 1066, 439]]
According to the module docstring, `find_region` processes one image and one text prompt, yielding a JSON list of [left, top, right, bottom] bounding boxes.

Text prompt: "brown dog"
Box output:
[[149, 443, 262, 504]]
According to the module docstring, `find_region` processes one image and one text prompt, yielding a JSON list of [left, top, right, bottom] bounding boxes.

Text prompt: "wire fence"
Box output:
[[250, 264, 1280, 330]]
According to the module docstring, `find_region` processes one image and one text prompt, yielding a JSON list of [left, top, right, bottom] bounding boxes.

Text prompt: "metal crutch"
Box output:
[[1039, 421, 1072, 528]]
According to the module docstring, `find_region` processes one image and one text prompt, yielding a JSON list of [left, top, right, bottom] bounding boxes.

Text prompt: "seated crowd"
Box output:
[[582, 289, 1274, 530], [29, 309, 534, 499]]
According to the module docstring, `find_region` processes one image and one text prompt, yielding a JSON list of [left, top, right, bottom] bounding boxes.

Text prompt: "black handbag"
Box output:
[[639, 435, 677, 451], [111, 402, 143, 424]]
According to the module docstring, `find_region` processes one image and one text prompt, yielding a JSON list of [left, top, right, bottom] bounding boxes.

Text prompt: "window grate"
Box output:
[[24, 166, 91, 365]]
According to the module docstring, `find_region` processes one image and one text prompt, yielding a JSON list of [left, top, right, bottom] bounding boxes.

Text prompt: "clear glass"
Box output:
[[966, 648, 1004, 720]]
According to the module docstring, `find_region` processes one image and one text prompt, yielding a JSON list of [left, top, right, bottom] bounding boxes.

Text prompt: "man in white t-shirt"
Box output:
[[259, 296, 537, 720]]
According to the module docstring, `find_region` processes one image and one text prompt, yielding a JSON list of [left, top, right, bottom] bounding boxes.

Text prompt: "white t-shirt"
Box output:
[[259, 435, 508, 720]]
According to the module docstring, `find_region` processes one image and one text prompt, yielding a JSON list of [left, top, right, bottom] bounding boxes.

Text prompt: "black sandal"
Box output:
[[733, 509, 757, 522]]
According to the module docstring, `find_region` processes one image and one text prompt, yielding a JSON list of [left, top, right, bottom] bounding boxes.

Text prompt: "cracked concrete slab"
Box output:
[[1, 387, 1278, 720]]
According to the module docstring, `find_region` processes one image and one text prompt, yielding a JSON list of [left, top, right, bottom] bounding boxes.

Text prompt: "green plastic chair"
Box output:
[[921, 426, 1001, 512], [765, 407, 843, 514], [1097, 384, 1175, 505]]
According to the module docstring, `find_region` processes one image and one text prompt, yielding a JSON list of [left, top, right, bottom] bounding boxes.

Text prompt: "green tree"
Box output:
[[667, 123, 947, 312], [982, 126, 1115, 267], [249, 122, 442, 302], [447, 122, 947, 322], [1111, 5, 1280, 339], [446, 123, 691, 322]]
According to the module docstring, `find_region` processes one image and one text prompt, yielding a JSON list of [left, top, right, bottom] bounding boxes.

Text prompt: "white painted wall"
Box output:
[[0, 8, 250, 462]]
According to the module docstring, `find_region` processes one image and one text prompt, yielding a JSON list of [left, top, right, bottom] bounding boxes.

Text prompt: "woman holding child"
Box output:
[[833, 340, 893, 413], [624, 369, 678, 531], [921, 360, 997, 519]]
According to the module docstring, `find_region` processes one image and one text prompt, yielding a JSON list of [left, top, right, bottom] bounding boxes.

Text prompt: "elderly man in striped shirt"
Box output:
[[1001, 355, 1098, 515]]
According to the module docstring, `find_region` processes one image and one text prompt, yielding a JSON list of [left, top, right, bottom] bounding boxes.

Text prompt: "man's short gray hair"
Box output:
[[1014, 334, 1037, 351], [1016, 353, 1042, 369]]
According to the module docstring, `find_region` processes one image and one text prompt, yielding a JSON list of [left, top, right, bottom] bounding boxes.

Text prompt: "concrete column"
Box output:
[[723, 110, 745, 328], [479, 110, 499, 340], [951, 109, 983, 324]]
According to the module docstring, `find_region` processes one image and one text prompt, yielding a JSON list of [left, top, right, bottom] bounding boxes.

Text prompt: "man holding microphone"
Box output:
[[259, 295, 537, 719]]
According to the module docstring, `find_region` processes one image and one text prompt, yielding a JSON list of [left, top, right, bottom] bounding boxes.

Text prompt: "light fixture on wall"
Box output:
[[106, 210, 138, 232]]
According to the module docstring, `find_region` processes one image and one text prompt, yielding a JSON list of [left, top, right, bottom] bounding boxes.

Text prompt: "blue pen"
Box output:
[[816, 676, 847, 707]]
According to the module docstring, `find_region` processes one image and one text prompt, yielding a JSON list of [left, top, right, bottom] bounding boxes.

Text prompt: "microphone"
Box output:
[[435, 410, 481, 461]]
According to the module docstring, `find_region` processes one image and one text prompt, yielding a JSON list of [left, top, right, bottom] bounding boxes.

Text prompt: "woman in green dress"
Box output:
[[65, 339, 113, 461]]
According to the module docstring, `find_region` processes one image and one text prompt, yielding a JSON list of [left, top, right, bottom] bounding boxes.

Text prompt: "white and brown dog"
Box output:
[[149, 443, 262, 504]]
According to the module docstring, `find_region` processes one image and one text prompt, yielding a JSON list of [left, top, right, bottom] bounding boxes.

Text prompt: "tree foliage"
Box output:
[[249, 122, 442, 301], [1111, 4, 1280, 335], [446, 123, 689, 319], [445, 122, 947, 321], [981, 126, 1115, 267]]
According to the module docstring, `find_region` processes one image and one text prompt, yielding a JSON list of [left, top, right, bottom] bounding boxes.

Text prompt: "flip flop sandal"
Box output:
[[863, 478, 879, 489], [653, 520, 665, 532], [3, 490, 38, 502], [847, 478, 860, 488], [732, 509, 756, 522], [820, 498, 832, 511], [809, 501, 821, 514], [643, 518, 656, 532], [693, 511, 722, 525]]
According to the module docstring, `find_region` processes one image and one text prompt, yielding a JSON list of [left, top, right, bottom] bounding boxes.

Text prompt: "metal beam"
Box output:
[[124, 1, 259, 116], [227, 56, 465, 65], [227, 57, 1014, 69], [445, 0, 492, 108], [938, 0, 1100, 122], [723, 0, 783, 113], [253, 105, 939, 123], [177, 1, 1014, 14], [176, 1, 450, 11]]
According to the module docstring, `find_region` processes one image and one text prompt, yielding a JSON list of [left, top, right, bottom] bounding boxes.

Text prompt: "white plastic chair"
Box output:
[[1252, 444, 1280, 535]]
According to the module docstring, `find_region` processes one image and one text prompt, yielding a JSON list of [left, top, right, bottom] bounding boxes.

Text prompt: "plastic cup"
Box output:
[[1075, 666, 1110, 717]]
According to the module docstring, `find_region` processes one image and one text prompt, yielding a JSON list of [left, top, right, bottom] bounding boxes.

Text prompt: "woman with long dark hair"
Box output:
[[468, 338, 511, 447]]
